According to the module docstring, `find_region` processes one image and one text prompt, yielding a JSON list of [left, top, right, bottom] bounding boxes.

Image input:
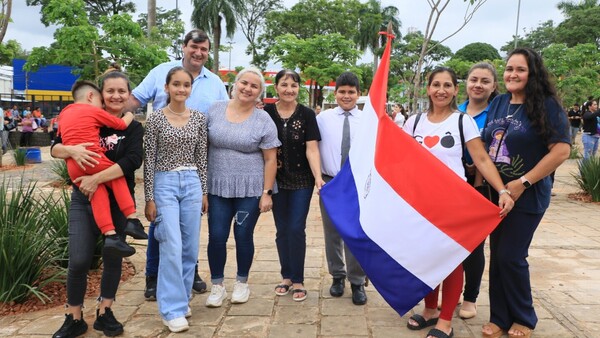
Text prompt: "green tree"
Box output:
[[257, 0, 363, 69], [137, 7, 185, 59], [555, 1, 600, 47], [191, 0, 244, 73], [270, 33, 360, 107], [389, 31, 452, 111], [501, 20, 557, 53], [453, 42, 499, 62], [0, 39, 26, 65], [542, 43, 600, 104], [356, 0, 401, 73], [26, 0, 136, 27], [234, 0, 282, 67], [24, 0, 167, 84], [410, 0, 488, 112]]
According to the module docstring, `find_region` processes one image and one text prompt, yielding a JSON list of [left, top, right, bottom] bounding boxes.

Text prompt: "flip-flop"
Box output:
[[274, 284, 291, 296], [482, 322, 506, 338], [292, 289, 307, 302], [426, 328, 454, 338], [407, 314, 439, 330]]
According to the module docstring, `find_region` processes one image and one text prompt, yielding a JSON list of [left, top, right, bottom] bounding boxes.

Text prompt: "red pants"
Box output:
[[66, 155, 136, 234], [424, 264, 463, 321]]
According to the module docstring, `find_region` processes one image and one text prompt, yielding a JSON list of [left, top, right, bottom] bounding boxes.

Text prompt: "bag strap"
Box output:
[[412, 112, 422, 136], [458, 113, 466, 165]]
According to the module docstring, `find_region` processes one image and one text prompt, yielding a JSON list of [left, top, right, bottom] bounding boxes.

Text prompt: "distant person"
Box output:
[[391, 103, 405, 126], [315, 105, 322, 115], [567, 103, 582, 145], [582, 99, 600, 159], [19, 112, 34, 147], [127, 29, 229, 299], [58, 80, 148, 257]]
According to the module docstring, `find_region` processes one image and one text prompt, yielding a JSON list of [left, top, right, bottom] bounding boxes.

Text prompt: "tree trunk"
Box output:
[[212, 16, 222, 73], [0, 0, 12, 43], [147, 0, 156, 37]]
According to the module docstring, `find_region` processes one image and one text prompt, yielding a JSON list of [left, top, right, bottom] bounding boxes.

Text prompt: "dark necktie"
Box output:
[[341, 111, 351, 169]]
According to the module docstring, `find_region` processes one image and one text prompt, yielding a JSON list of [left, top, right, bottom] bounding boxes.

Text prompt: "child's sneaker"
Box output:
[[103, 234, 136, 257], [124, 218, 148, 239]]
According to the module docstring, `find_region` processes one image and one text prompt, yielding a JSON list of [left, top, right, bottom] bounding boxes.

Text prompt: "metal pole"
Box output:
[[228, 41, 234, 71], [514, 0, 521, 49]]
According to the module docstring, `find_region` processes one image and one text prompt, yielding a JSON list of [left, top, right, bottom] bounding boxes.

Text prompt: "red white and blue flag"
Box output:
[[319, 32, 502, 316]]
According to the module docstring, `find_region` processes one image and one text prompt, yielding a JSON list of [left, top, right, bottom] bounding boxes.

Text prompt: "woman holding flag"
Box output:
[[481, 48, 570, 338], [403, 67, 514, 338]]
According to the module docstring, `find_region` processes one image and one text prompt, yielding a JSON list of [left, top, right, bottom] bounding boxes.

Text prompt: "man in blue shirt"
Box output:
[[126, 29, 228, 300]]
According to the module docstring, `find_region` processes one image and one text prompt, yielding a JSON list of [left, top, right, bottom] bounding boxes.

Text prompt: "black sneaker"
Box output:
[[93, 307, 124, 337], [124, 218, 148, 239], [53, 313, 88, 338], [103, 234, 136, 257], [192, 264, 207, 294], [144, 275, 157, 301]]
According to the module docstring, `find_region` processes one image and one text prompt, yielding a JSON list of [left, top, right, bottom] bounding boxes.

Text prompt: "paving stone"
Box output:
[[227, 298, 273, 316], [217, 316, 269, 337], [320, 315, 368, 336], [273, 305, 319, 325], [268, 324, 318, 338]]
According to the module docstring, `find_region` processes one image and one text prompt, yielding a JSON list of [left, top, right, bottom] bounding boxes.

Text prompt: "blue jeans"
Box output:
[[153, 171, 202, 321], [582, 133, 599, 160], [272, 187, 313, 284], [570, 126, 579, 144], [207, 194, 260, 284], [145, 222, 159, 277]]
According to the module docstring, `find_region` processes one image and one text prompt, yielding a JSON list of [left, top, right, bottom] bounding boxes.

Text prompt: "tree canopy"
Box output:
[[26, 0, 136, 27], [453, 42, 500, 63]]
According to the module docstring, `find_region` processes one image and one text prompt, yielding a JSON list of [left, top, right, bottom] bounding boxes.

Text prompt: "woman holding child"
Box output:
[[52, 65, 144, 338]]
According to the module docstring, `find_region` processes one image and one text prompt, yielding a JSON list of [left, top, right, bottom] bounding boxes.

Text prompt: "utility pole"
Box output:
[[227, 41, 235, 71], [514, 0, 521, 49]]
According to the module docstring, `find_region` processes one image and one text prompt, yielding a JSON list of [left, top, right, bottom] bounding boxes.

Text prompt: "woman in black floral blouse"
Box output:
[[264, 70, 324, 302]]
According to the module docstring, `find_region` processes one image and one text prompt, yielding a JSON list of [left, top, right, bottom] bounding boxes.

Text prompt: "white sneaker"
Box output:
[[231, 281, 250, 304], [206, 284, 227, 307], [162, 316, 189, 333], [185, 306, 192, 318]]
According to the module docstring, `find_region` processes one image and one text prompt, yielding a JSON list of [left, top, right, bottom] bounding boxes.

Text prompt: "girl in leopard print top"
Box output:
[[143, 66, 208, 329]]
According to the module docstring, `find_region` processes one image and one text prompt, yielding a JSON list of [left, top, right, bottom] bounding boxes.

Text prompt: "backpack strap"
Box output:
[[458, 113, 466, 165], [412, 112, 422, 136]]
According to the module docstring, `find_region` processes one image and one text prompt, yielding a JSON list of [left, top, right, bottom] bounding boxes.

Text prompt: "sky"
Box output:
[[4, 0, 565, 71]]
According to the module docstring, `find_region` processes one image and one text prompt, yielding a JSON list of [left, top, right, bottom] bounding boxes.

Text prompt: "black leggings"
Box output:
[[66, 190, 127, 306], [462, 240, 485, 303]]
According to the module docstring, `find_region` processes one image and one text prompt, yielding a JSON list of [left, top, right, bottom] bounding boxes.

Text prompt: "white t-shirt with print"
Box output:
[[403, 111, 480, 180]]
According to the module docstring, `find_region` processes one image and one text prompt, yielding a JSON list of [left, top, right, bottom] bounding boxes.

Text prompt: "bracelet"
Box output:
[[499, 189, 511, 196]]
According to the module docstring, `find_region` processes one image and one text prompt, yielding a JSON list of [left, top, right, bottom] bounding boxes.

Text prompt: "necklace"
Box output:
[[166, 104, 187, 115], [506, 103, 523, 119]]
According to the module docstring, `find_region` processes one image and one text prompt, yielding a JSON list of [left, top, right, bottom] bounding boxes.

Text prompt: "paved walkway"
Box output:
[[1, 147, 599, 337]]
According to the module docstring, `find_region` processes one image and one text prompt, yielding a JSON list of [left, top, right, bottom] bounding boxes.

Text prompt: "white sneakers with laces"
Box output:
[[231, 281, 250, 304], [206, 284, 227, 307]]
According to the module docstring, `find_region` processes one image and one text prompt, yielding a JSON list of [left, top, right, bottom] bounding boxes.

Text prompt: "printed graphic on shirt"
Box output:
[[414, 131, 457, 149], [100, 134, 125, 151], [487, 117, 526, 179]]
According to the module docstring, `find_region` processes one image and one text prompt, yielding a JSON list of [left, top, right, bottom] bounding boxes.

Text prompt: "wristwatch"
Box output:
[[520, 176, 532, 189], [263, 189, 273, 196]]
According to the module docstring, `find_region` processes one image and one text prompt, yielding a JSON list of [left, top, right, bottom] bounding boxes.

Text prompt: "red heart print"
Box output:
[[424, 136, 439, 148]]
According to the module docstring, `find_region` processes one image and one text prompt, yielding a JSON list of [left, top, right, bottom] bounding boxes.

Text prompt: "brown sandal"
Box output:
[[482, 322, 506, 338], [508, 323, 532, 338]]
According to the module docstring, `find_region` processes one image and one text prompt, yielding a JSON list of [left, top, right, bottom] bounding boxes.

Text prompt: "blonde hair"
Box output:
[[231, 67, 265, 102]]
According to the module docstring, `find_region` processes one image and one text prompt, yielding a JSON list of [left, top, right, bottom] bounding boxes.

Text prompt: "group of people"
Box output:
[[49, 26, 570, 338]]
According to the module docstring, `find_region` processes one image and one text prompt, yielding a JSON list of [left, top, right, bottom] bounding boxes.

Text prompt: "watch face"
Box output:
[[523, 181, 531, 188]]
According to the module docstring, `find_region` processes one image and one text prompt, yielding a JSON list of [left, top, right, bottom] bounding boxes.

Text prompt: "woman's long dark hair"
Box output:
[[507, 47, 560, 143]]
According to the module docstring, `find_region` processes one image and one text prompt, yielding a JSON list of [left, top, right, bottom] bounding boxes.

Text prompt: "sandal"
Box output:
[[426, 328, 454, 338], [407, 314, 439, 330], [292, 289, 307, 302], [482, 322, 506, 338], [508, 323, 532, 338], [274, 284, 291, 296]]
